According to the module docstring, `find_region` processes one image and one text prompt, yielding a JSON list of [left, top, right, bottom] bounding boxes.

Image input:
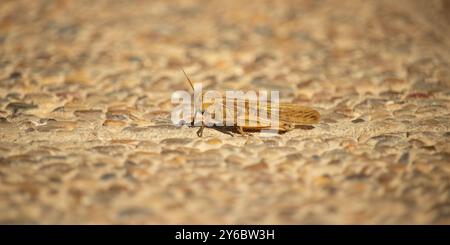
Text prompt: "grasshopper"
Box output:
[[181, 70, 320, 137]]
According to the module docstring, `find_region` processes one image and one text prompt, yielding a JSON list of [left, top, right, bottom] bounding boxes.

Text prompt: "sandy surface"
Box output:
[[0, 0, 449, 224]]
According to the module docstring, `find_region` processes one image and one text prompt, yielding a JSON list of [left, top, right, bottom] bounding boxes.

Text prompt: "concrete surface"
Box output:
[[0, 0, 449, 224]]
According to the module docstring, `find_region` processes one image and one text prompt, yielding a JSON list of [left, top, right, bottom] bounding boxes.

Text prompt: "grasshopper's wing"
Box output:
[[205, 97, 319, 126], [215, 98, 278, 127], [272, 103, 320, 125], [223, 99, 293, 131]]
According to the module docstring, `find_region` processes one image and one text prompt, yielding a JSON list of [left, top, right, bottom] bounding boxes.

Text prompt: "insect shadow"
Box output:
[[188, 124, 315, 136]]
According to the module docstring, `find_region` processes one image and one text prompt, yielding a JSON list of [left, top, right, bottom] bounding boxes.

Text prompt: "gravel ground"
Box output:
[[0, 0, 449, 224]]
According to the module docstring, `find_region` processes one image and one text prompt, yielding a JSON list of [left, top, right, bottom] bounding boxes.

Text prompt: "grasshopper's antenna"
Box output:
[[181, 69, 195, 91]]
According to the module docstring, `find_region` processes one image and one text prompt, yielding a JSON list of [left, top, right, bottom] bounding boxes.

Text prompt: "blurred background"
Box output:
[[0, 0, 449, 224]]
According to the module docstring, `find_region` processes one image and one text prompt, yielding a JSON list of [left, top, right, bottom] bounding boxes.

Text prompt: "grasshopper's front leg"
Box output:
[[236, 126, 251, 136], [197, 122, 205, 137], [193, 109, 206, 137]]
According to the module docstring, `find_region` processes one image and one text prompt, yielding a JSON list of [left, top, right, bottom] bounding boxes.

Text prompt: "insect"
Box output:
[[181, 69, 320, 137]]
